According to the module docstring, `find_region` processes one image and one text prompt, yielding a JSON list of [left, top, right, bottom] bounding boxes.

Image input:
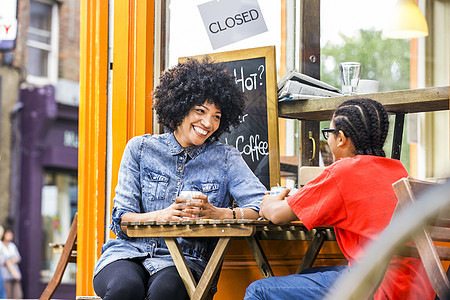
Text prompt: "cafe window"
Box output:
[[163, 0, 449, 185], [41, 170, 77, 283], [319, 0, 412, 171], [319, 0, 450, 180], [27, 0, 59, 85]]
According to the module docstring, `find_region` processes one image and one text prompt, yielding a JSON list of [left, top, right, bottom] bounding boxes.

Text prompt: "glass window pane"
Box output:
[[26, 46, 49, 77], [320, 0, 413, 170], [28, 28, 52, 44], [320, 0, 410, 93], [168, 0, 280, 67], [30, 0, 52, 31], [318, 0, 449, 179], [41, 171, 77, 284]]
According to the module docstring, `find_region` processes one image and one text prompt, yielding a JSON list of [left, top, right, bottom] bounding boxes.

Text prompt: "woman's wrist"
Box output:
[[229, 207, 236, 219]]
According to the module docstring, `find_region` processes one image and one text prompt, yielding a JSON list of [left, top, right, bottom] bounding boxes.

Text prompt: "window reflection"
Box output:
[[41, 171, 77, 283]]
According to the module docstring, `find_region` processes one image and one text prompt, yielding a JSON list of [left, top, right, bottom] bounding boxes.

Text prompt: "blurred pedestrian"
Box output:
[[0, 226, 6, 299], [0, 228, 23, 299]]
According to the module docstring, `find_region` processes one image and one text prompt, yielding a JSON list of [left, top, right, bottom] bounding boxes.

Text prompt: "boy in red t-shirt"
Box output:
[[245, 98, 435, 300]]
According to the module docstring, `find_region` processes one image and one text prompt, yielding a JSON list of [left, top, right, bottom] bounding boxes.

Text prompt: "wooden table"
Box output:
[[123, 219, 336, 300]]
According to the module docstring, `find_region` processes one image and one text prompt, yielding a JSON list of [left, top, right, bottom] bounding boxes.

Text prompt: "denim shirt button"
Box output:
[[177, 182, 181, 185], [178, 167, 182, 170]]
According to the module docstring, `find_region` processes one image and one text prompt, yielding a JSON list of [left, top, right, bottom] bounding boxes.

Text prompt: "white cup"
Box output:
[[178, 191, 202, 204], [339, 62, 361, 95], [178, 191, 202, 216], [357, 79, 380, 94]]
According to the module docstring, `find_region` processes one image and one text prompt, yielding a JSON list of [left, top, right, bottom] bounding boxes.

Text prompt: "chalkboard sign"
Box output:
[[180, 46, 280, 188]]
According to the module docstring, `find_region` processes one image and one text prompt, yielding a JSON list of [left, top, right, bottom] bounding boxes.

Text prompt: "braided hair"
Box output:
[[332, 98, 389, 157]]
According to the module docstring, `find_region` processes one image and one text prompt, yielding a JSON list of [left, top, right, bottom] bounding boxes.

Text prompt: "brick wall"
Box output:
[[58, 0, 80, 81], [2, 0, 81, 83]]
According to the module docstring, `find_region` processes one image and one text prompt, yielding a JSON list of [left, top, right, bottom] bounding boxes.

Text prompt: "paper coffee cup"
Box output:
[[357, 79, 380, 94], [178, 191, 202, 203]]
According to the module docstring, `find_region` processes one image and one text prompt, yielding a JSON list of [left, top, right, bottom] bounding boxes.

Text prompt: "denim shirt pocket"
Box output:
[[191, 181, 220, 206], [143, 169, 169, 200]]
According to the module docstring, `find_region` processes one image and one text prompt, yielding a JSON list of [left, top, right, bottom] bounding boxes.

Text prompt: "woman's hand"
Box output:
[[259, 188, 298, 224], [183, 194, 221, 220], [157, 197, 193, 221], [121, 198, 189, 224]]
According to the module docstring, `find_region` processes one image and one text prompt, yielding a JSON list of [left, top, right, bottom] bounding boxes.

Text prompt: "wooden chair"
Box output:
[[325, 176, 450, 300], [295, 166, 330, 273], [40, 213, 78, 300], [392, 177, 450, 299], [299, 166, 325, 186]]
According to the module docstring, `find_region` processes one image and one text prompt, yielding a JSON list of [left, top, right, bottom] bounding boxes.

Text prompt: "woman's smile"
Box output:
[[193, 125, 208, 136]]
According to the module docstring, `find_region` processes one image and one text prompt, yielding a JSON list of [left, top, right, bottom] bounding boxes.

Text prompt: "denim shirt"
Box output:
[[94, 132, 266, 285]]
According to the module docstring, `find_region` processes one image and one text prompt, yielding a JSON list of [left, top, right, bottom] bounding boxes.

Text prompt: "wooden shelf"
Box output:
[[278, 86, 449, 121]]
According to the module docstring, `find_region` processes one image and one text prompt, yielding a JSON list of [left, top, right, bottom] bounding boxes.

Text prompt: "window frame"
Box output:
[[26, 0, 59, 85]]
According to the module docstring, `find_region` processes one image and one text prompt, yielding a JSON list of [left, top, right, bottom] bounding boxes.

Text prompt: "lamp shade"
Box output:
[[382, 0, 429, 39]]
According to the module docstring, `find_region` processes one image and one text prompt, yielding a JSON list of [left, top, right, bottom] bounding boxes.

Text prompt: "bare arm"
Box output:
[[260, 188, 299, 224]]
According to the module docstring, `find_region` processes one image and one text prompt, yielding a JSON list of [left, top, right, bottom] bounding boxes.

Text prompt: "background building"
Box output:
[[0, 0, 80, 298]]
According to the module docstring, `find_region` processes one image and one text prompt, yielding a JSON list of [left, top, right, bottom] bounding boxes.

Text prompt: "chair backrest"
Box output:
[[392, 176, 450, 299], [299, 166, 325, 186]]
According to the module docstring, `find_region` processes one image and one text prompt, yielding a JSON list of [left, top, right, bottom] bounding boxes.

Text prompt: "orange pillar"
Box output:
[[78, 0, 155, 295], [110, 0, 155, 236], [78, 0, 108, 295]]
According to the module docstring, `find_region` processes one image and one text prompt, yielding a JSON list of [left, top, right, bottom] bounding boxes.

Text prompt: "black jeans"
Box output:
[[93, 259, 190, 300]]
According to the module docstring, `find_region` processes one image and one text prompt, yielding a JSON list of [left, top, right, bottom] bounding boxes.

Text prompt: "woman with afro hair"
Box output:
[[93, 58, 266, 300], [245, 98, 434, 300]]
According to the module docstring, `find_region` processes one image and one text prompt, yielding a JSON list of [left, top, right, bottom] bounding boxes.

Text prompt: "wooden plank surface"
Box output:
[[122, 219, 271, 226], [278, 86, 449, 121], [123, 220, 334, 240], [126, 223, 255, 238]]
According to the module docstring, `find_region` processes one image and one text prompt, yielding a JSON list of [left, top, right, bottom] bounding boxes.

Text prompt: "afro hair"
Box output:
[[152, 57, 245, 141]]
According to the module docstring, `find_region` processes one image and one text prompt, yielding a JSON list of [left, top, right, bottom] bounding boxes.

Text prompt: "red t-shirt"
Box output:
[[286, 155, 435, 299]]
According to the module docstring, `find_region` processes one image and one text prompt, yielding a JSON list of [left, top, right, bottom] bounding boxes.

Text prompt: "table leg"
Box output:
[[164, 237, 197, 297], [166, 237, 232, 300], [296, 230, 326, 274], [391, 112, 405, 160], [246, 237, 274, 278], [192, 237, 232, 300]]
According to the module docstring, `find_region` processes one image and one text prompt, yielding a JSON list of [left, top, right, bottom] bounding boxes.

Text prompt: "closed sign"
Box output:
[[198, 0, 268, 50]]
